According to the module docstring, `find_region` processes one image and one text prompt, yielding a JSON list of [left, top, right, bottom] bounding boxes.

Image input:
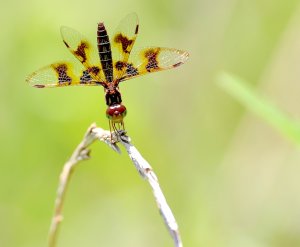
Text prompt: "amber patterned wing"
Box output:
[[26, 61, 104, 88], [119, 47, 189, 82], [60, 26, 106, 83], [111, 13, 139, 82]]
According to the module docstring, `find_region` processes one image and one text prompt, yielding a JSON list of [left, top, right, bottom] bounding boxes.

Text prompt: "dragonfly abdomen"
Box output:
[[97, 23, 113, 82]]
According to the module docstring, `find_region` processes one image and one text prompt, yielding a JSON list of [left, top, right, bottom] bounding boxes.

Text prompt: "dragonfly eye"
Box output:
[[106, 104, 127, 122]]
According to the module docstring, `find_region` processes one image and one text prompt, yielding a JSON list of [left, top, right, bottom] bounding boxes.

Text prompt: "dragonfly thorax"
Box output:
[[105, 88, 122, 106], [105, 88, 126, 123]]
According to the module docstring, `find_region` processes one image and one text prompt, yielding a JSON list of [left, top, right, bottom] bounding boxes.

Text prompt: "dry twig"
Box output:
[[48, 123, 182, 247]]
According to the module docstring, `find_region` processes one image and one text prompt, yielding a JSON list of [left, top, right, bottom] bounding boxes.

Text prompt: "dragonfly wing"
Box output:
[[26, 61, 103, 88], [60, 26, 106, 83], [119, 47, 189, 82], [110, 13, 139, 82]]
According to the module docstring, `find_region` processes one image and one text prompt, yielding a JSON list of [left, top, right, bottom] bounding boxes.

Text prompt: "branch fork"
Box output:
[[48, 123, 182, 247]]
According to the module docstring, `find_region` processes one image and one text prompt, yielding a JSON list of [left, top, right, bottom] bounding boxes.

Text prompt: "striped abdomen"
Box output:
[[97, 23, 113, 82]]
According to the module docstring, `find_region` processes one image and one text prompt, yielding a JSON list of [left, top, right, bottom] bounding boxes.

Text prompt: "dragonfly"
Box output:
[[26, 13, 189, 133]]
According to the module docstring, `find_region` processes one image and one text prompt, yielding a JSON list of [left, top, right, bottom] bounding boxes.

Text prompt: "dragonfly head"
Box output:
[[106, 104, 127, 123]]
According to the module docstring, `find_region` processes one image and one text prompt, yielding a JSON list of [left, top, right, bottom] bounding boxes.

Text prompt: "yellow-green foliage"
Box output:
[[1, 0, 300, 246]]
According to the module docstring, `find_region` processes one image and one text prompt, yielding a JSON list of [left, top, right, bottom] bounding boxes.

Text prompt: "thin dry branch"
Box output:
[[48, 124, 182, 247], [117, 133, 183, 247], [48, 124, 119, 247]]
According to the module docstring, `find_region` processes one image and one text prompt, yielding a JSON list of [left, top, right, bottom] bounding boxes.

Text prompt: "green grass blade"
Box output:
[[216, 72, 300, 146]]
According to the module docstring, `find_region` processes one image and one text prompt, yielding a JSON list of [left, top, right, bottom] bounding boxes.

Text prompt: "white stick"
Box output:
[[99, 130, 183, 247], [49, 125, 182, 247]]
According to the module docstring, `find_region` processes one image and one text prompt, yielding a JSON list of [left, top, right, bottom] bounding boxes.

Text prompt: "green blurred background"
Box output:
[[2, 0, 300, 246]]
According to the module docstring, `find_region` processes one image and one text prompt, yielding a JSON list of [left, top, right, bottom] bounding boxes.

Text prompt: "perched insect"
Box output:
[[26, 13, 189, 133]]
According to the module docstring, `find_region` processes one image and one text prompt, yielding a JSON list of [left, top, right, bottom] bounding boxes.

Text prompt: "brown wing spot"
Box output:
[[80, 70, 92, 84], [53, 64, 72, 84], [126, 63, 139, 77], [173, 62, 183, 68], [115, 61, 126, 71], [144, 48, 160, 72], [88, 66, 100, 76], [34, 84, 46, 88], [114, 34, 133, 53], [74, 42, 88, 63], [135, 25, 139, 34], [63, 40, 70, 48]]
